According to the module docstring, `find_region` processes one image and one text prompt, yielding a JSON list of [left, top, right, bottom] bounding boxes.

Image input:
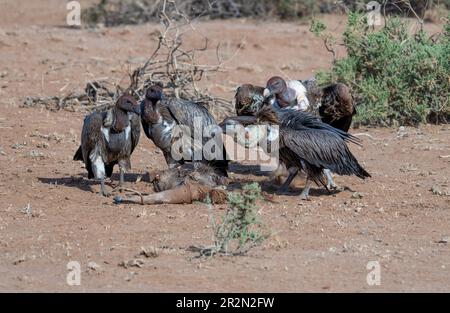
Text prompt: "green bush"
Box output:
[[313, 13, 450, 126], [202, 183, 270, 256]]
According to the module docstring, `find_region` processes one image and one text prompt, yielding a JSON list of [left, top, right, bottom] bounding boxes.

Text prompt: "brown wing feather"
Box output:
[[280, 127, 370, 179], [130, 113, 141, 154]]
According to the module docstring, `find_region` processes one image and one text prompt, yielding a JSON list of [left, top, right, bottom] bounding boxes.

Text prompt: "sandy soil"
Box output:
[[0, 0, 449, 292]]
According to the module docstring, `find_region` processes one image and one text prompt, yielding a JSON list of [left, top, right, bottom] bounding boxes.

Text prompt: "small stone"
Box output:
[[431, 185, 442, 196], [125, 271, 137, 281], [36, 142, 49, 149], [13, 255, 26, 265], [437, 236, 449, 244], [118, 259, 145, 269], [352, 192, 363, 199], [88, 261, 100, 271], [140, 246, 159, 258], [11, 143, 26, 149], [28, 150, 44, 158], [21, 204, 32, 215]]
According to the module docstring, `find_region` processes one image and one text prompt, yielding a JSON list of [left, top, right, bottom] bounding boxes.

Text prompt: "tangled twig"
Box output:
[[25, 0, 236, 121], [126, 0, 236, 120]]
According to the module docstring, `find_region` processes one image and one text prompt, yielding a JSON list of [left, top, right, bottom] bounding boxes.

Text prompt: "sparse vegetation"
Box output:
[[198, 183, 270, 257], [311, 12, 450, 126], [82, 0, 450, 27], [26, 0, 234, 120]]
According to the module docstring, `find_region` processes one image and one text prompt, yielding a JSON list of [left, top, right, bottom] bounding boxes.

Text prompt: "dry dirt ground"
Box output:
[[0, 1, 449, 292]]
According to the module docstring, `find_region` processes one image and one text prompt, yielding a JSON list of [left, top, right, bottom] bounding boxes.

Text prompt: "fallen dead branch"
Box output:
[[24, 0, 236, 120], [125, 0, 236, 120], [23, 79, 119, 112]]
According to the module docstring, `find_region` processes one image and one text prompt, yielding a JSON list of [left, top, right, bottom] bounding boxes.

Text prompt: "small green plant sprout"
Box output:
[[310, 18, 327, 36], [196, 183, 270, 257]]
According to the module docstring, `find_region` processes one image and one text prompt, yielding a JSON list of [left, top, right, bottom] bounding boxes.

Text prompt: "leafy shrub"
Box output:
[[82, 0, 339, 26], [83, 0, 450, 26], [312, 12, 450, 126]]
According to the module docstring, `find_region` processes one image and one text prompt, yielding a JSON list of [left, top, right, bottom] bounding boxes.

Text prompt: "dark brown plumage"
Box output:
[[234, 84, 265, 116], [231, 79, 358, 195], [318, 83, 356, 132], [302, 79, 356, 132], [141, 84, 228, 176], [255, 105, 370, 199], [73, 94, 141, 196]]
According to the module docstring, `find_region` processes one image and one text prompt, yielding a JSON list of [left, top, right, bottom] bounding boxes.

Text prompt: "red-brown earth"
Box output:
[[0, 0, 448, 292]]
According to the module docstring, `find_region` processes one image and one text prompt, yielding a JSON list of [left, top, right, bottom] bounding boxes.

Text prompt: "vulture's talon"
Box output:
[[278, 185, 290, 194], [101, 190, 111, 197], [113, 196, 122, 204], [327, 182, 339, 190], [299, 193, 309, 201]]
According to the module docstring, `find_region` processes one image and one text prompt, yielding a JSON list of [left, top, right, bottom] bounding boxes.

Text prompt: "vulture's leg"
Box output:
[[111, 165, 126, 193], [91, 154, 110, 197], [299, 177, 312, 201], [279, 167, 299, 193], [119, 167, 125, 187], [324, 169, 338, 190], [100, 177, 110, 197]]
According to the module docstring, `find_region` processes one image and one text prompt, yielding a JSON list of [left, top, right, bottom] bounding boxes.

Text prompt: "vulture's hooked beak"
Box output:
[[263, 88, 272, 98]]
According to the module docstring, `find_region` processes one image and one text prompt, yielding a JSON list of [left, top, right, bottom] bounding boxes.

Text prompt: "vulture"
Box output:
[[302, 80, 357, 189], [317, 83, 356, 132], [234, 84, 266, 116], [301, 78, 356, 132], [234, 77, 357, 191], [73, 94, 141, 196], [263, 76, 310, 111], [257, 106, 369, 199], [221, 106, 370, 200], [140, 83, 228, 176]]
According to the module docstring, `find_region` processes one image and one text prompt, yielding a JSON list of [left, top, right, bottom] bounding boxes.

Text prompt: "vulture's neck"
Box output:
[[112, 108, 129, 133], [142, 100, 162, 124], [277, 88, 296, 107]]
